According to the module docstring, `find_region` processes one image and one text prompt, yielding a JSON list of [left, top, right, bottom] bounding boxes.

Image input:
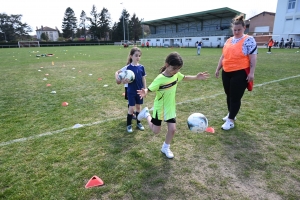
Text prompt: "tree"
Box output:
[[55, 26, 62, 37], [0, 13, 32, 41], [40, 32, 49, 41], [129, 13, 142, 43], [61, 7, 77, 40], [111, 22, 119, 41], [112, 9, 130, 42], [98, 7, 111, 41], [79, 10, 87, 40], [88, 5, 99, 40]]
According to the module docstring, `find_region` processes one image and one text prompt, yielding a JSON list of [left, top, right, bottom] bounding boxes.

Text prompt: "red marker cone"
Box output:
[[85, 175, 104, 188], [61, 102, 68, 107], [205, 127, 215, 133]]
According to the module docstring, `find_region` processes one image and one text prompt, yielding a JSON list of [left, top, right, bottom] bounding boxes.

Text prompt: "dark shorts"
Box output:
[[124, 87, 128, 100], [128, 93, 143, 106], [151, 112, 176, 126]]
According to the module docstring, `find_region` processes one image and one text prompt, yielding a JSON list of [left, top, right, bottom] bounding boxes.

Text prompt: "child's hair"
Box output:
[[160, 52, 183, 73], [127, 47, 142, 65], [231, 15, 245, 27]]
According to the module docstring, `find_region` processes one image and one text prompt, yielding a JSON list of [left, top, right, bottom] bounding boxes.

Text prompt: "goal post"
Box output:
[[18, 41, 40, 48]]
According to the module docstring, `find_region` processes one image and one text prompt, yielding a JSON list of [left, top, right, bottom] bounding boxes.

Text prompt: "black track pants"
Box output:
[[222, 69, 248, 120]]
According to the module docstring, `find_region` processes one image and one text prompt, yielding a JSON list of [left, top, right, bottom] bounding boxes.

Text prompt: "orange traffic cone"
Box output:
[[85, 175, 104, 188], [205, 127, 215, 133]]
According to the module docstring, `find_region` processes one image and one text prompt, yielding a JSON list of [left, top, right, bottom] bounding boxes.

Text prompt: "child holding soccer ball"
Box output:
[[137, 52, 209, 159], [115, 47, 147, 133]]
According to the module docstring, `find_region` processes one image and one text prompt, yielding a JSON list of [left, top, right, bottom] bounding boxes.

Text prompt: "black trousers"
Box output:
[[222, 69, 248, 120], [268, 46, 272, 52]]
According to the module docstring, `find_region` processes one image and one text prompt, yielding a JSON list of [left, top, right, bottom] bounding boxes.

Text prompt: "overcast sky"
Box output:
[[1, 0, 278, 34]]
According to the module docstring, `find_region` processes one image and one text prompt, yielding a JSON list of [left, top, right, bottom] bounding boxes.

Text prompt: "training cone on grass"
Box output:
[[61, 102, 68, 107], [85, 175, 104, 188], [205, 127, 215, 133]]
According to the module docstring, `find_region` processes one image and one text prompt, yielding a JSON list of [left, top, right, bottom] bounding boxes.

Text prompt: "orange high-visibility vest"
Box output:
[[268, 40, 274, 47], [222, 35, 250, 72]]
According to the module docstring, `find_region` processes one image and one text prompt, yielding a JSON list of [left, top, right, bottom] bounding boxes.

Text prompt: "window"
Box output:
[[185, 38, 192, 41], [156, 39, 160, 42], [288, 0, 296, 10], [202, 38, 209, 41]]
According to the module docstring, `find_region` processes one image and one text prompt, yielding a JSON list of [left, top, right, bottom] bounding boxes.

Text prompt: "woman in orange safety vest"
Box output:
[[215, 15, 258, 130], [267, 38, 274, 53]]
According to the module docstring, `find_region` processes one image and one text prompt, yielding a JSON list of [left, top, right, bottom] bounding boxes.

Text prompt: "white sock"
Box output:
[[163, 142, 170, 149]]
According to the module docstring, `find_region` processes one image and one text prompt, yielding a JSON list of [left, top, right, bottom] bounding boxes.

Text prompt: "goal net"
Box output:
[[18, 41, 40, 48]]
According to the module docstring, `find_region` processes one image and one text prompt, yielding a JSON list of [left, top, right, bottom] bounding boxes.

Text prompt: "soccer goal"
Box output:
[[18, 41, 40, 48]]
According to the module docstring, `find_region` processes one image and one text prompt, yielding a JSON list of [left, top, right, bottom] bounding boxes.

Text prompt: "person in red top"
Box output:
[[146, 41, 149, 48], [267, 38, 274, 53], [215, 15, 257, 130]]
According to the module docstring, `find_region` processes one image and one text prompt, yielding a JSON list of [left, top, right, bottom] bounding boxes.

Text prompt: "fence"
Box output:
[[0, 42, 114, 48]]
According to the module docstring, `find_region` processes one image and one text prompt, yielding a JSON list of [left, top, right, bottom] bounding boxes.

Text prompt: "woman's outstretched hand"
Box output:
[[196, 71, 210, 80]]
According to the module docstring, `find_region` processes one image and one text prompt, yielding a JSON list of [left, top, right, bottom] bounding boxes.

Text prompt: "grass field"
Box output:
[[0, 45, 299, 200]]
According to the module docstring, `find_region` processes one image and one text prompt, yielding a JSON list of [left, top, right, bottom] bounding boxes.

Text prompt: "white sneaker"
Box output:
[[127, 125, 133, 133], [136, 123, 145, 131], [161, 147, 174, 159], [137, 107, 150, 121], [222, 113, 237, 122], [221, 119, 234, 130]]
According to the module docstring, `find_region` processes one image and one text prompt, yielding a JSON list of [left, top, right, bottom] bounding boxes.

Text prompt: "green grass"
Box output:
[[0, 46, 300, 199]]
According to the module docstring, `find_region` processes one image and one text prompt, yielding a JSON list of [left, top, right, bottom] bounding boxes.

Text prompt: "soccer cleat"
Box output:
[[221, 119, 234, 130], [161, 147, 174, 159], [137, 107, 150, 121], [136, 123, 145, 131], [127, 125, 133, 133], [222, 113, 237, 122]]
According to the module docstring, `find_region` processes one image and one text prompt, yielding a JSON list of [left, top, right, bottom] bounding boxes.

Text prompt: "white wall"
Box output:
[[273, 0, 300, 44], [141, 36, 226, 48], [36, 31, 59, 41]]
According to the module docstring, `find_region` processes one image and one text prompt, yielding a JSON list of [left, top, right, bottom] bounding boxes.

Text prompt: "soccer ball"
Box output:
[[118, 70, 135, 83], [187, 113, 208, 133]]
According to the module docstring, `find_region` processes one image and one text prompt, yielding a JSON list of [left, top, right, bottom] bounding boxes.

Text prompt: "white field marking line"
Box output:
[[1, 74, 300, 147], [0, 117, 122, 147], [177, 74, 300, 105]]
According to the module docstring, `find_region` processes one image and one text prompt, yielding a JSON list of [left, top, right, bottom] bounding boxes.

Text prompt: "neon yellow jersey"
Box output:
[[148, 72, 185, 121]]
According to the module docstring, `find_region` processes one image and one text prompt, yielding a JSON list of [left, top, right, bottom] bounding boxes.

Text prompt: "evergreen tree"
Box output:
[[88, 5, 99, 40], [111, 22, 119, 41], [113, 9, 130, 42], [79, 10, 87, 40], [129, 14, 142, 43], [98, 7, 111, 41], [61, 7, 77, 40]]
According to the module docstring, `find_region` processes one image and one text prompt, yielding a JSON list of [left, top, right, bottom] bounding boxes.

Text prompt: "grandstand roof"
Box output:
[[142, 7, 244, 26]]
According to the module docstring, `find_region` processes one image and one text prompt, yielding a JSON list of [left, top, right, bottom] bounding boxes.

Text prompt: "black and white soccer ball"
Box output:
[[187, 113, 208, 133]]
